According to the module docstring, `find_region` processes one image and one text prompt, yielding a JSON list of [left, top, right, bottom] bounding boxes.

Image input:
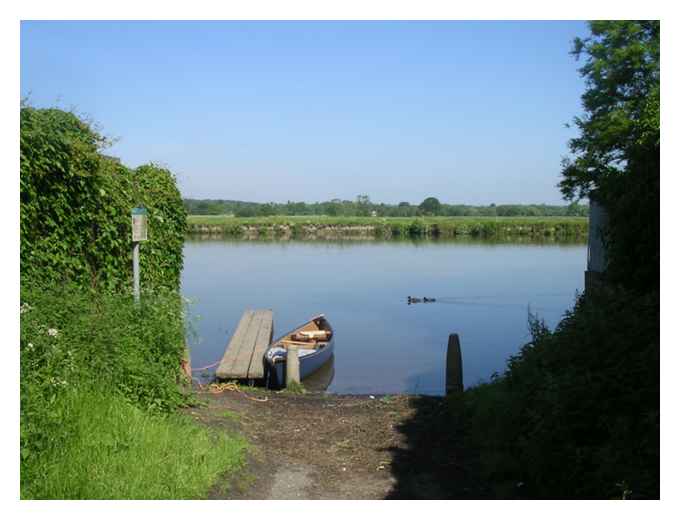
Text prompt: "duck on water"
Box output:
[[407, 296, 436, 304]]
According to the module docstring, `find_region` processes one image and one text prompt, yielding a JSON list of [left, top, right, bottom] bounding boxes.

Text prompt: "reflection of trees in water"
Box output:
[[184, 236, 587, 249]]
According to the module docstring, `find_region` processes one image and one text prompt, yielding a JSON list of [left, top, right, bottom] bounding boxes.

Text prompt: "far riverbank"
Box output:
[[186, 215, 588, 240]]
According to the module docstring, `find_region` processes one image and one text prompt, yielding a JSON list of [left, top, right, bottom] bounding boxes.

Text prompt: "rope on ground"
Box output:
[[198, 381, 269, 402]]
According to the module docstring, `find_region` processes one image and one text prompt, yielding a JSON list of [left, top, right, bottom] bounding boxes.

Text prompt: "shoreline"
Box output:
[[186, 215, 588, 240]]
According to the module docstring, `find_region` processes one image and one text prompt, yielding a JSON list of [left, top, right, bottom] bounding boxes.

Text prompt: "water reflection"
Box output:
[[301, 354, 335, 392], [186, 235, 587, 247]]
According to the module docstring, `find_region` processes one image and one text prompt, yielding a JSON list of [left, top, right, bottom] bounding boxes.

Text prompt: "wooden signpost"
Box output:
[[131, 207, 148, 303]]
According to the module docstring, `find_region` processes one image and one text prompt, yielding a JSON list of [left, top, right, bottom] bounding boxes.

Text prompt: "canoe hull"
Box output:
[[267, 338, 335, 388]]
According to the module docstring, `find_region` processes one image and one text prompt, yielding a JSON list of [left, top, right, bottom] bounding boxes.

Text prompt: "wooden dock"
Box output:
[[216, 309, 274, 381]]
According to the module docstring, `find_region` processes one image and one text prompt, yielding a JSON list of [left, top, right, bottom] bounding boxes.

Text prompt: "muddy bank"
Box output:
[[186, 387, 488, 499]]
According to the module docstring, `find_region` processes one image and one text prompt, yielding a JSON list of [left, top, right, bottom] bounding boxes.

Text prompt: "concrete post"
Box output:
[[446, 334, 463, 395], [286, 346, 300, 386], [585, 196, 608, 294]]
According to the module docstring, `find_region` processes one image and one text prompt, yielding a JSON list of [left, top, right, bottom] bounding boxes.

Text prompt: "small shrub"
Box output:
[[407, 219, 427, 237]]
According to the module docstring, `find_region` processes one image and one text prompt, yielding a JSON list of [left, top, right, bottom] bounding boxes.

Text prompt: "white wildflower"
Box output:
[[47, 328, 59, 337], [20, 303, 33, 314]]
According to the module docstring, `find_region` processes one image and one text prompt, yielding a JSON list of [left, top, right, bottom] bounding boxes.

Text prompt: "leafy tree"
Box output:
[[257, 203, 276, 217], [418, 197, 441, 216], [560, 21, 660, 201], [566, 201, 580, 216], [234, 205, 256, 217], [355, 194, 371, 216], [325, 201, 340, 216], [560, 20, 659, 292]]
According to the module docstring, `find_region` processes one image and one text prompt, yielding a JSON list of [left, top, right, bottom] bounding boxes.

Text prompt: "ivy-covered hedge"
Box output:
[[20, 106, 186, 292]]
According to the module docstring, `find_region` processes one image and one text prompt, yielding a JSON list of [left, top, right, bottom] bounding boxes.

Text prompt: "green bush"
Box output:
[[460, 286, 659, 498], [20, 105, 186, 292], [407, 219, 427, 237]]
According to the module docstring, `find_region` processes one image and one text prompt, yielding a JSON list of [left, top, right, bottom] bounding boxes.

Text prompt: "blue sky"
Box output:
[[21, 20, 590, 205]]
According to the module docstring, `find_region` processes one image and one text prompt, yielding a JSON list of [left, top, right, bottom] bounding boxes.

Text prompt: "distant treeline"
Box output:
[[183, 196, 589, 218]]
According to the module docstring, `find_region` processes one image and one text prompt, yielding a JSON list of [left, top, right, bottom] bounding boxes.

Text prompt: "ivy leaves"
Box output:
[[20, 106, 186, 293]]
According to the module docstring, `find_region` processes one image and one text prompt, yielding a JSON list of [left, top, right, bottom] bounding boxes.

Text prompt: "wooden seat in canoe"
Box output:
[[281, 339, 320, 347], [297, 330, 330, 339]]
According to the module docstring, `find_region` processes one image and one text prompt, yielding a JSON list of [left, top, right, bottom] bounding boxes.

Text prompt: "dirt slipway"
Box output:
[[185, 386, 488, 500]]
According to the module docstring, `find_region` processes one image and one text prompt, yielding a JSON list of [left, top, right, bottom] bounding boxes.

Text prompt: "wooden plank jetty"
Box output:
[[216, 309, 274, 381]]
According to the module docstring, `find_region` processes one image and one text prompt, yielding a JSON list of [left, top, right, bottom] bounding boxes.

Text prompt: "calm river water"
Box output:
[[181, 238, 586, 395]]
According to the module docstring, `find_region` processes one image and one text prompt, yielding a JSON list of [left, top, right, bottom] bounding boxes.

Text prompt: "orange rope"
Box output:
[[198, 381, 269, 402]]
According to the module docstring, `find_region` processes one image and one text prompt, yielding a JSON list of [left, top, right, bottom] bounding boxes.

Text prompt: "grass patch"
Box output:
[[22, 390, 247, 499], [283, 380, 306, 394]]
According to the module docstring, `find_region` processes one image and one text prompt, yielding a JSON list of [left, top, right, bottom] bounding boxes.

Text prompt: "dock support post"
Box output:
[[286, 346, 300, 386], [446, 334, 463, 395]]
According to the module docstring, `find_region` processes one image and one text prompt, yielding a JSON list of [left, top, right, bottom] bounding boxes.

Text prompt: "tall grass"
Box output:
[[24, 390, 247, 499], [20, 285, 247, 499]]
